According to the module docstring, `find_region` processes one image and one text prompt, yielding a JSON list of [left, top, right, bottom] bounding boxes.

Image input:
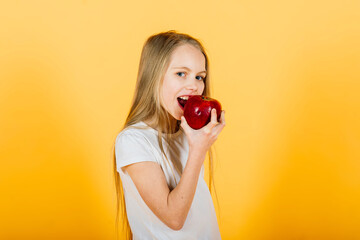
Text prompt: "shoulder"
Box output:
[[115, 122, 157, 146], [115, 122, 160, 170]]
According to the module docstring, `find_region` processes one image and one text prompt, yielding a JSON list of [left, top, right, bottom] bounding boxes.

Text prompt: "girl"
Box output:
[[113, 30, 226, 240]]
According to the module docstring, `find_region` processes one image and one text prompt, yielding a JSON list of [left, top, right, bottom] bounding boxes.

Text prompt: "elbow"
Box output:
[[169, 221, 184, 231], [167, 217, 185, 231]]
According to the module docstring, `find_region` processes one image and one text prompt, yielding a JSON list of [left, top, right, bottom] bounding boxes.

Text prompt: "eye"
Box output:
[[176, 72, 185, 77], [196, 75, 205, 81]]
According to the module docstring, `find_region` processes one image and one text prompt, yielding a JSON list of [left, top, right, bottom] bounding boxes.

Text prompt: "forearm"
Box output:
[[166, 149, 206, 229]]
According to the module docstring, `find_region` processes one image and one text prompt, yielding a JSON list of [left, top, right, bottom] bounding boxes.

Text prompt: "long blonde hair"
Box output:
[[112, 30, 219, 240]]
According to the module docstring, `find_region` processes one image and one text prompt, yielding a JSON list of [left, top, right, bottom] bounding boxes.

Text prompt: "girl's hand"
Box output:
[[180, 109, 226, 157]]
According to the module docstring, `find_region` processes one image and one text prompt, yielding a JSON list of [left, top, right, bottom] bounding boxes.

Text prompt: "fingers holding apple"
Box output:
[[210, 108, 219, 126], [202, 108, 219, 133], [180, 115, 192, 135], [183, 95, 222, 130], [220, 110, 226, 126], [213, 109, 226, 136], [181, 108, 225, 132], [181, 109, 226, 157], [179, 95, 226, 155]]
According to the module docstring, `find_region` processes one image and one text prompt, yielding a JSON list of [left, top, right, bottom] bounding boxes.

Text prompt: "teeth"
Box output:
[[179, 96, 189, 100]]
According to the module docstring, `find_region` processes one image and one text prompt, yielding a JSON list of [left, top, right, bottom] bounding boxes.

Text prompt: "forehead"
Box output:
[[168, 44, 206, 70]]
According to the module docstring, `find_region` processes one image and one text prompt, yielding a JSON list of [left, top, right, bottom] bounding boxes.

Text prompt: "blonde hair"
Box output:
[[112, 30, 219, 240]]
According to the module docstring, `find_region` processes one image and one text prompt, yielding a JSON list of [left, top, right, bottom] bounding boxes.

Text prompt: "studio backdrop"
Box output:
[[1, 1, 359, 239]]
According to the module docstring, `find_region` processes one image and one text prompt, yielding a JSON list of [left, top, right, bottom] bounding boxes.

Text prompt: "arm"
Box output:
[[166, 149, 205, 229], [122, 149, 205, 230], [123, 109, 225, 230]]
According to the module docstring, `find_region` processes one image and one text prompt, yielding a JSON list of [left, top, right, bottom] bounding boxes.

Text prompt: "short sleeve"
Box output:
[[115, 132, 158, 174]]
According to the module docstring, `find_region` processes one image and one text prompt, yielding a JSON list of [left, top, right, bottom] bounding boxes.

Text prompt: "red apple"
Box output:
[[180, 95, 222, 130]]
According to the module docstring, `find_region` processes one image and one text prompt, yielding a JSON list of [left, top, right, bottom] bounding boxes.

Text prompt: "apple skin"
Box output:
[[183, 95, 222, 130]]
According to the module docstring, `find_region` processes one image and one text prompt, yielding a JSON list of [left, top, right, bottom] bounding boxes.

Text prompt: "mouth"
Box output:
[[177, 95, 190, 110]]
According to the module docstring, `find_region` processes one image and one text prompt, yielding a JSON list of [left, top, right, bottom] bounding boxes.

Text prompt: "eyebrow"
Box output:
[[172, 66, 207, 74]]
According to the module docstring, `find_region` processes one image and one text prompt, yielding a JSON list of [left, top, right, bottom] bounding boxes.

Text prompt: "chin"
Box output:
[[172, 113, 182, 121], [172, 114, 181, 121]]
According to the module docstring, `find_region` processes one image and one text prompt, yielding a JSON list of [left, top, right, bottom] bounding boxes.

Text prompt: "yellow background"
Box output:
[[1, 1, 359, 239]]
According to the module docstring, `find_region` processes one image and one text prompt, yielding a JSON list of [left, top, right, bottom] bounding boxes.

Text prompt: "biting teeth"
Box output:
[[179, 96, 189, 100]]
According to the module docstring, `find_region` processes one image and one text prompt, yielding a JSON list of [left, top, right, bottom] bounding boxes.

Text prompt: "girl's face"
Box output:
[[161, 44, 206, 121]]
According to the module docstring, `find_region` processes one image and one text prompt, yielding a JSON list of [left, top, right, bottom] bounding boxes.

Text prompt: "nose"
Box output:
[[185, 78, 199, 92]]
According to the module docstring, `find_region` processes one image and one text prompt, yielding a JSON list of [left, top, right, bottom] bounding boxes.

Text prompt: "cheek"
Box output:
[[163, 81, 180, 99], [161, 78, 172, 99], [200, 82, 205, 94], [161, 86, 175, 108], [162, 75, 177, 92]]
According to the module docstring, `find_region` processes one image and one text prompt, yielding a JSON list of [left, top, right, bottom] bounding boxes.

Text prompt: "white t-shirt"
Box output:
[[115, 121, 221, 240]]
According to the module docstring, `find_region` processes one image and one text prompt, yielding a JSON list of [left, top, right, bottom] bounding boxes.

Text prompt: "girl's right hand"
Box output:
[[180, 108, 226, 157]]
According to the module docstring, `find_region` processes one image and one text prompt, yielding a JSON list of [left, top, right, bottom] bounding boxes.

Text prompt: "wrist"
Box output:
[[188, 148, 207, 162]]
